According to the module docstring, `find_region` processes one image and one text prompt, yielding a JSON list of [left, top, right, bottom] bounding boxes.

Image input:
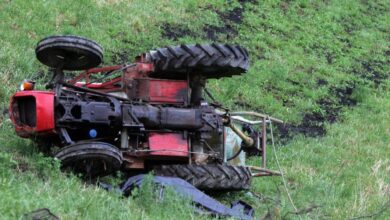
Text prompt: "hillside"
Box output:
[[0, 0, 389, 219]]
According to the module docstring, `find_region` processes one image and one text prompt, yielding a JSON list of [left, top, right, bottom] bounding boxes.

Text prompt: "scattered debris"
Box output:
[[24, 208, 59, 220], [101, 174, 255, 220]]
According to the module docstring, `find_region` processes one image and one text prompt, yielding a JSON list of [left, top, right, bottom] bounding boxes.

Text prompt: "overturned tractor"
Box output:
[[10, 36, 281, 190]]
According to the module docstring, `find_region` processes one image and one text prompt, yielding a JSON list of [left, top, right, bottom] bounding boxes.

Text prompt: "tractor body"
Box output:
[[9, 36, 280, 190]]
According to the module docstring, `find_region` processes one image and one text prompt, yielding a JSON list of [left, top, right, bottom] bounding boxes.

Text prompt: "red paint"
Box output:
[[70, 63, 154, 93], [136, 62, 154, 74], [74, 77, 122, 91], [10, 91, 55, 137], [134, 78, 188, 104], [148, 132, 188, 157], [69, 65, 122, 85], [123, 63, 154, 79]]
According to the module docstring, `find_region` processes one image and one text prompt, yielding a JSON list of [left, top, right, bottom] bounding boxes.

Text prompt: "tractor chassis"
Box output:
[[10, 35, 283, 191]]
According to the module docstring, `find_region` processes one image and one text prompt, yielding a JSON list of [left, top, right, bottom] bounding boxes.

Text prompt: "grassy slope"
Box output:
[[246, 82, 390, 219], [0, 0, 389, 219]]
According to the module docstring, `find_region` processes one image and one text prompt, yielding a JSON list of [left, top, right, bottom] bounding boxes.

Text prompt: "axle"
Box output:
[[55, 89, 223, 141]]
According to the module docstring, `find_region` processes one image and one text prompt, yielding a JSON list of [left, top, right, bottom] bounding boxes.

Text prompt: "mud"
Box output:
[[317, 79, 328, 86], [203, 25, 237, 41], [160, 1, 256, 41], [216, 7, 244, 24], [276, 82, 357, 141], [353, 59, 389, 86], [277, 113, 327, 140], [161, 24, 197, 41], [160, 3, 246, 42], [333, 83, 357, 107], [202, 6, 242, 41], [202, 0, 256, 41], [160, 1, 387, 143]]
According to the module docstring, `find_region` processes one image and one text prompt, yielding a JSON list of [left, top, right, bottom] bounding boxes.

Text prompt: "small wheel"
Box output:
[[154, 164, 252, 190], [36, 35, 103, 70], [55, 142, 122, 177], [143, 43, 249, 79]]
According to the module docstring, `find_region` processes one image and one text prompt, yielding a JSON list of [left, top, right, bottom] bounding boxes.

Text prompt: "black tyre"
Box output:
[[55, 142, 122, 177], [154, 164, 252, 190], [36, 35, 103, 70], [144, 43, 249, 79]]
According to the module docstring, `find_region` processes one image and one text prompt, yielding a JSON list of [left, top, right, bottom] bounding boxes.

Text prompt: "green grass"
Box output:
[[246, 81, 390, 219], [0, 0, 389, 219]]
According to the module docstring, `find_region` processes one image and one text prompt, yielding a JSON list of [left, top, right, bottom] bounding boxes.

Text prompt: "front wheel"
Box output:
[[55, 141, 123, 177], [35, 35, 103, 70]]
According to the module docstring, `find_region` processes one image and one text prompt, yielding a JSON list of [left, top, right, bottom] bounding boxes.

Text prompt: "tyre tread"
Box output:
[[145, 43, 249, 79], [155, 164, 252, 190]]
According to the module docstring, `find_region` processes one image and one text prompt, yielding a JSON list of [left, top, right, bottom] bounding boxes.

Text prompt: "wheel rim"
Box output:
[[35, 35, 103, 70], [55, 142, 122, 177]]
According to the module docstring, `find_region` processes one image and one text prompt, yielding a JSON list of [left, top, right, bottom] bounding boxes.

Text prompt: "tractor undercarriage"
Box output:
[[10, 35, 282, 191]]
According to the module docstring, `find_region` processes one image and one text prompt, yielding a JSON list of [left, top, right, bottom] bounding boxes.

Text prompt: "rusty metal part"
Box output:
[[248, 166, 281, 177], [134, 149, 216, 156], [126, 78, 188, 105], [123, 153, 145, 169], [68, 65, 122, 85], [61, 81, 129, 101]]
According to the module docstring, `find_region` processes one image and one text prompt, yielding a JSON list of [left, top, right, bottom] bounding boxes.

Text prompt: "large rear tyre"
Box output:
[[36, 35, 103, 70], [144, 43, 249, 79], [154, 164, 252, 190], [55, 142, 122, 177]]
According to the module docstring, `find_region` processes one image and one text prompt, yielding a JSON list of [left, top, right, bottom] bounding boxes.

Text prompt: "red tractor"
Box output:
[[10, 36, 281, 190]]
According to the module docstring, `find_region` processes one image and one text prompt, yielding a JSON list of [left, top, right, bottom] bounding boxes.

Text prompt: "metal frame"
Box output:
[[10, 60, 283, 178], [228, 112, 283, 177]]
